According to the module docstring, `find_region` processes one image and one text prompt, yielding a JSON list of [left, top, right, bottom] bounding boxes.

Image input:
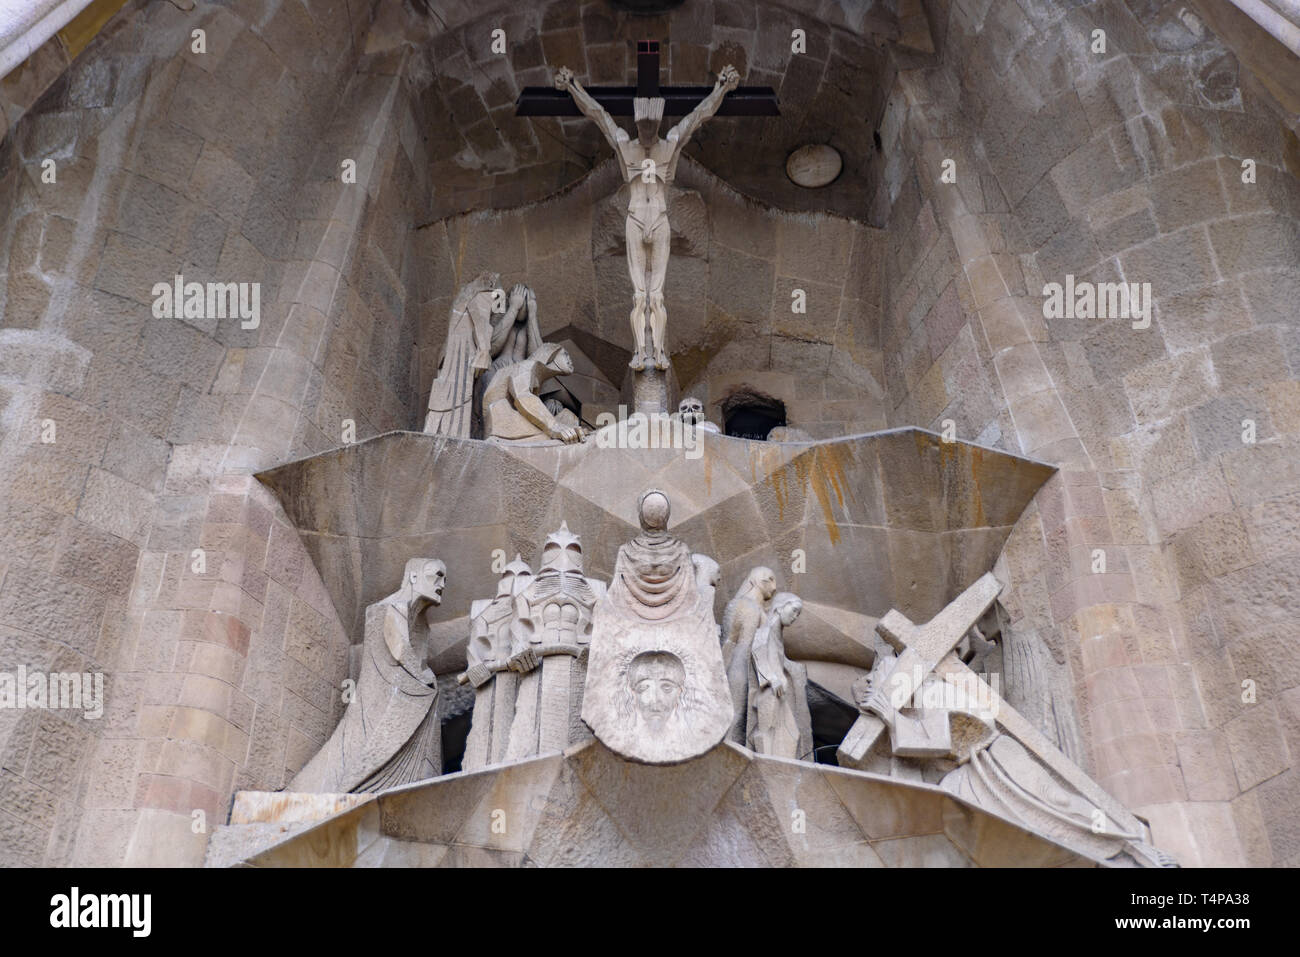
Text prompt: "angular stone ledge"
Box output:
[[256, 427, 1056, 648], [222, 740, 1100, 868]]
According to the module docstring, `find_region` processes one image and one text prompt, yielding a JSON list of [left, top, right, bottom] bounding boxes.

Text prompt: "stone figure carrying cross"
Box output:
[[551, 54, 741, 371]]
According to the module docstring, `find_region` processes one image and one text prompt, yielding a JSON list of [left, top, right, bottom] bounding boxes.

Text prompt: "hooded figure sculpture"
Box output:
[[424, 275, 542, 438], [583, 490, 732, 765]]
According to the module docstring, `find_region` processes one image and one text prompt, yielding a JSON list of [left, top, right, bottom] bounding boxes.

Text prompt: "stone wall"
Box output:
[[877, 0, 1300, 865], [0, 0, 444, 865]]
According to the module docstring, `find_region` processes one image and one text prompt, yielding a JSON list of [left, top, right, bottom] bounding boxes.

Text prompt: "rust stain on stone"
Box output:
[[969, 446, 986, 528], [770, 462, 788, 522], [748, 442, 855, 543], [778, 445, 851, 546], [919, 430, 987, 529]]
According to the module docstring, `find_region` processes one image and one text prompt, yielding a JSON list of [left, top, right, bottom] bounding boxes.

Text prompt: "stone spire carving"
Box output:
[[503, 522, 606, 760]]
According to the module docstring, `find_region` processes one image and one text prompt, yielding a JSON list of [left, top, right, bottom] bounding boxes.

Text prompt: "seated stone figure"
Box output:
[[424, 275, 542, 438], [290, 558, 446, 793], [482, 342, 584, 443], [583, 489, 732, 764], [746, 592, 813, 761]]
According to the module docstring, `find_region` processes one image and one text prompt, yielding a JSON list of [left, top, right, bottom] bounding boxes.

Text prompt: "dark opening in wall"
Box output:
[[806, 681, 860, 765], [722, 388, 787, 440], [437, 676, 474, 774]]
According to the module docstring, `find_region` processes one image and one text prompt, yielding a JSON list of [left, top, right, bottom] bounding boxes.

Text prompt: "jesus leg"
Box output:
[[647, 216, 671, 370], [626, 217, 650, 370]]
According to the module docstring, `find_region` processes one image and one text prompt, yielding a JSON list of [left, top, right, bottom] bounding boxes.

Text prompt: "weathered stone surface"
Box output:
[[224, 739, 1101, 867], [257, 429, 1055, 640], [2, 0, 1297, 872]]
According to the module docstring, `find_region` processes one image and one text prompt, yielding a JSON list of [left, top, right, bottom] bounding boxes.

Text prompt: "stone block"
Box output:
[[1188, 394, 1270, 458], [1208, 213, 1300, 277], [1225, 703, 1291, 791], [1121, 227, 1217, 297], [1149, 158, 1227, 233]]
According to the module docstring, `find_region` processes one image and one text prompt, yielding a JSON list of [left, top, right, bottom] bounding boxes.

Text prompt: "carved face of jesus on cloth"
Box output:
[[628, 651, 686, 730]]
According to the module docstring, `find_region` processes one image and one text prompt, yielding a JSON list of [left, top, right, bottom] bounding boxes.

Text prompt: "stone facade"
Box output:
[[0, 0, 1295, 867]]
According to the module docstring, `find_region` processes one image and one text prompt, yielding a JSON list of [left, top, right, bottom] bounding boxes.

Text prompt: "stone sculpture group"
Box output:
[[303, 53, 1181, 866], [423, 61, 744, 440], [290, 485, 1175, 867], [423, 268, 724, 444], [298, 489, 819, 785]]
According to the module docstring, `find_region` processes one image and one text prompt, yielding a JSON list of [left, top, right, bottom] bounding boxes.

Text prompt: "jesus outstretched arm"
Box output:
[[667, 65, 739, 147], [554, 67, 627, 150]]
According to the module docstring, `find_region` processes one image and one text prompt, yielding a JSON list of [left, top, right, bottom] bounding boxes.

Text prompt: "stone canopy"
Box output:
[[216, 739, 1116, 868]]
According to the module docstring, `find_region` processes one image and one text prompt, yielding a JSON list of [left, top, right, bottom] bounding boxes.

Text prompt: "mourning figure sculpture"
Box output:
[[290, 558, 446, 793]]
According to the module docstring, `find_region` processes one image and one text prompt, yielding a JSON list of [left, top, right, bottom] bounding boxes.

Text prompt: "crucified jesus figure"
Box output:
[[555, 63, 741, 371]]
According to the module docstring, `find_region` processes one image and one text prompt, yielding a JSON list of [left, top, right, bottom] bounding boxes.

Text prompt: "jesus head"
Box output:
[[633, 96, 664, 146]]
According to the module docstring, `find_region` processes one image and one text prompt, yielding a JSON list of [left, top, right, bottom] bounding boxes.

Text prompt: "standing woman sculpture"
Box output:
[[747, 592, 813, 761], [554, 63, 741, 371]]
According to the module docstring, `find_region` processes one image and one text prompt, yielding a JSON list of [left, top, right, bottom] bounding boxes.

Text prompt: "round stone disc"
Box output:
[[786, 144, 842, 188]]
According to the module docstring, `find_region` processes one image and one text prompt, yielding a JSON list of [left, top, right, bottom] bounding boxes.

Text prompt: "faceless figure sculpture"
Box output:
[[461, 554, 534, 771], [746, 592, 813, 760], [555, 64, 741, 371], [504, 522, 607, 760], [677, 396, 720, 433], [482, 342, 584, 443], [290, 558, 447, 793], [721, 566, 778, 743], [424, 274, 542, 438]]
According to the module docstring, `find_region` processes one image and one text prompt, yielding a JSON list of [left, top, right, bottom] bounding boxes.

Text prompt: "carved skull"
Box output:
[[678, 396, 705, 426]]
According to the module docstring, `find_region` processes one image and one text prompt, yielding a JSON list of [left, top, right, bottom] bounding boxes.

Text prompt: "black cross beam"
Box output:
[[515, 40, 779, 117]]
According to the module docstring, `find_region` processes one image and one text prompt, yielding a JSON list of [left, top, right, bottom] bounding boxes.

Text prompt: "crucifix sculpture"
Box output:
[[517, 42, 778, 371]]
